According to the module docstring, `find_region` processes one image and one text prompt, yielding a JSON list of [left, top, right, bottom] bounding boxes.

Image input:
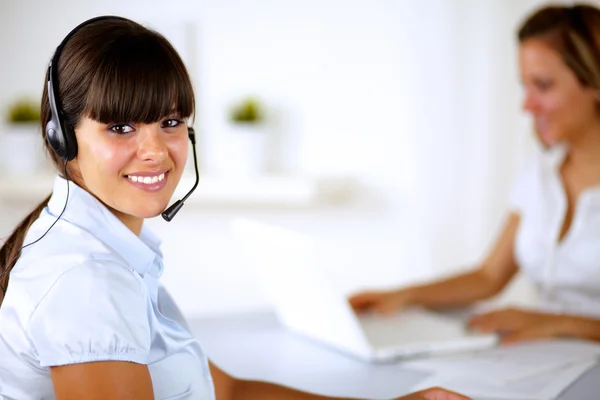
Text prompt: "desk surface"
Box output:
[[188, 310, 599, 400]]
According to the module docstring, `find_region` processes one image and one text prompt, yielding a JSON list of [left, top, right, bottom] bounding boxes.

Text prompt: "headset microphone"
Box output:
[[162, 127, 200, 222]]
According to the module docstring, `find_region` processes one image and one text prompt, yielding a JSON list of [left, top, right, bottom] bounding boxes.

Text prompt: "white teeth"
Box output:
[[127, 172, 166, 185]]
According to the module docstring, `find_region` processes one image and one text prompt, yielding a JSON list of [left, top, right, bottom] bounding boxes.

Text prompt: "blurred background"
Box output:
[[0, 0, 582, 318]]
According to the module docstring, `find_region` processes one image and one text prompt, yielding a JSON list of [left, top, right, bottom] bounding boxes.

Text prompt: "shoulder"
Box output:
[[27, 257, 148, 324], [38, 258, 146, 306], [20, 212, 130, 269], [6, 214, 135, 313], [25, 259, 150, 367]]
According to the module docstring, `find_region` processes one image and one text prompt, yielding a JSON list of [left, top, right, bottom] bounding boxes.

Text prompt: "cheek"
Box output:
[[540, 91, 582, 124], [170, 138, 189, 168], [94, 145, 119, 162], [544, 93, 598, 142], [79, 140, 130, 176], [559, 92, 597, 124], [540, 94, 567, 113]]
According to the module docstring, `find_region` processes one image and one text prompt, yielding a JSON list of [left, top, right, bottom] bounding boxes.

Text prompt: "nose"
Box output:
[[137, 126, 168, 164], [521, 91, 538, 113]]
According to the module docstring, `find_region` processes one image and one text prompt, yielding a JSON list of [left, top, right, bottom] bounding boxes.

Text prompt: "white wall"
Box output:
[[0, 0, 569, 317]]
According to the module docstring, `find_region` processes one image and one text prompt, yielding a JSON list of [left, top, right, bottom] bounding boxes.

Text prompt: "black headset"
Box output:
[[45, 16, 126, 161], [46, 15, 199, 221]]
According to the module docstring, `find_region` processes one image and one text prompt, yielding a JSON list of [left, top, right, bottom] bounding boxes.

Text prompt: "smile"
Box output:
[[126, 172, 166, 184], [124, 171, 169, 192]]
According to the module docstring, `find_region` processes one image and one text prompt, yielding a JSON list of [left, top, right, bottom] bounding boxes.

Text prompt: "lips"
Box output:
[[535, 117, 548, 133], [124, 170, 169, 192], [126, 172, 165, 184], [534, 117, 555, 146]]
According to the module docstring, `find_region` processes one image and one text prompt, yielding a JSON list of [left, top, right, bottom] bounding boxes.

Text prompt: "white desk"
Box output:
[[188, 310, 599, 400]]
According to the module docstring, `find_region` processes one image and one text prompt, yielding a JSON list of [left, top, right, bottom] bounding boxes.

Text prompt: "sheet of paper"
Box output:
[[409, 359, 596, 400], [403, 339, 600, 383], [509, 360, 595, 400]]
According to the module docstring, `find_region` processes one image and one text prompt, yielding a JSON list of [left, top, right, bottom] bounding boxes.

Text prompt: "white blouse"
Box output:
[[510, 146, 600, 318], [0, 176, 215, 399]]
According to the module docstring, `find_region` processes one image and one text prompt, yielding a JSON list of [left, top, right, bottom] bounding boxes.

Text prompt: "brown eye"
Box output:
[[534, 80, 553, 91], [108, 124, 134, 135], [162, 119, 183, 129]]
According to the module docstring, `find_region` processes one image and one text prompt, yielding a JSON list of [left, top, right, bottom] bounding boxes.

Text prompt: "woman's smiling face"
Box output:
[[519, 38, 600, 147], [70, 115, 189, 234]]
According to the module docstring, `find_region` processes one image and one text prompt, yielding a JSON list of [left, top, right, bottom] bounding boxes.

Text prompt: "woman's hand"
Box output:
[[468, 307, 566, 344], [397, 387, 471, 400], [348, 288, 414, 315]]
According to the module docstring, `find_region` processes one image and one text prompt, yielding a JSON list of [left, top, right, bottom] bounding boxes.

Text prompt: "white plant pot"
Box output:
[[217, 124, 268, 177], [1, 123, 48, 175]]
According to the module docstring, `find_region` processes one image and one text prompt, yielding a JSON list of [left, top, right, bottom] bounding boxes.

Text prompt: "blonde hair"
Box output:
[[518, 4, 600, 94]]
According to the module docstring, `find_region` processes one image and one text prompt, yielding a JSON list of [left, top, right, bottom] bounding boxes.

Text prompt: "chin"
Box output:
[[535, 130, 558, 149], [130, 202, 171, 219], [143, 208, 169, 219]]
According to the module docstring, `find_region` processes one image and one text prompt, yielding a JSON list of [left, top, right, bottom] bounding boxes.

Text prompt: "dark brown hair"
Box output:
[[0, 17, 195, 304], [518, 4, 600, 91]]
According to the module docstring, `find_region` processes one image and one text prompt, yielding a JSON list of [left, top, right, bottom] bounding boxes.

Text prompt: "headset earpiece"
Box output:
[[46, 60, 78, 161], [44, 17, 125, 162]]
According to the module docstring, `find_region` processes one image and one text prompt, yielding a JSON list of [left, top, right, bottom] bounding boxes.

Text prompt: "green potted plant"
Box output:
[[2, 98, 45, 175], [221, 96, 269, 176], [8, 99, 40, 124], [229, 97, 264, 125]]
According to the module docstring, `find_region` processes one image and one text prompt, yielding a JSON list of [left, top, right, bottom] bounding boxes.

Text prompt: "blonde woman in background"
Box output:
[[350, 4, 600, 345]]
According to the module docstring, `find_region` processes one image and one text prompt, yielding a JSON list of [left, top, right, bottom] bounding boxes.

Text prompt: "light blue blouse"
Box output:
[[0, 176, 215, 399]]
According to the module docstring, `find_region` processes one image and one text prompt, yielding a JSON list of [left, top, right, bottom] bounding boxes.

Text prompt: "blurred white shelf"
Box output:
[[0, 173, 356, 208]]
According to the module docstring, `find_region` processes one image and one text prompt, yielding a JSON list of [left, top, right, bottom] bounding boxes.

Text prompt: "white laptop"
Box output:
[[232, 218, 498, 363]]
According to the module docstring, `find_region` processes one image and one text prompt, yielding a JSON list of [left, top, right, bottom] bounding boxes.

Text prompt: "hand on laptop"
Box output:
[[467, 307, 567, 344], [399, 387, 471, 400], [348, 288, 413, 315]]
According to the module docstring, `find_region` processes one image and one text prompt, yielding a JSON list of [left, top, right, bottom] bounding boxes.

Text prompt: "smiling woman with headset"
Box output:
[[0, 16, 467, 400]]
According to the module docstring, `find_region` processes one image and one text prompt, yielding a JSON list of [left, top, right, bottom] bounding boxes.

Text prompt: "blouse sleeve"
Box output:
[[27, 260, 151, 367]]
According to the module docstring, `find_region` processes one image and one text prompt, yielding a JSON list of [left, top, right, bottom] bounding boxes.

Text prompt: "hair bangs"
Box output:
[[83, 32, 194, 125]]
